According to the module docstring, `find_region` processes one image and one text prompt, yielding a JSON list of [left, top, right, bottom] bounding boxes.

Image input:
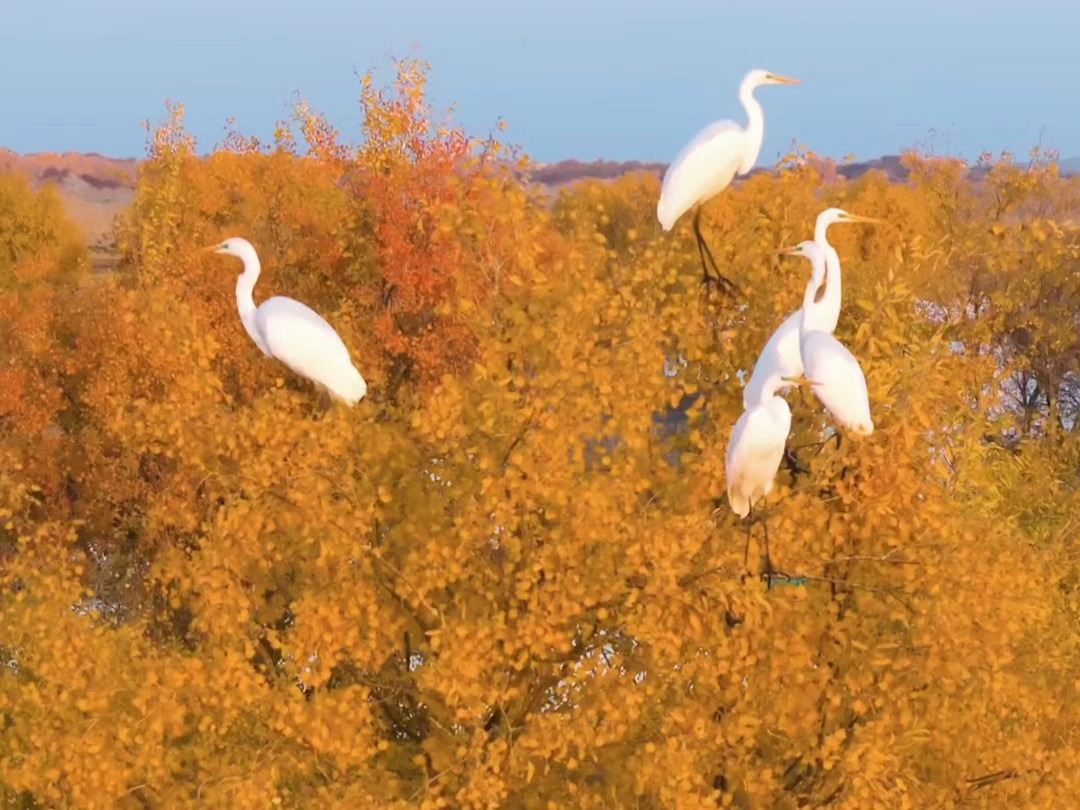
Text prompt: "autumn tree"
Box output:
[[2, 57, 1080, 809]]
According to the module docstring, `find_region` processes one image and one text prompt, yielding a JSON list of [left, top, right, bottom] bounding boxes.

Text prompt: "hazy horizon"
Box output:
[[3, 0, 1079, 165]]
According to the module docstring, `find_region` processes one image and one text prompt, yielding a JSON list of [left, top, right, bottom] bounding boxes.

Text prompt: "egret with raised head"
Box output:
[[657, 68, 800, 290], [741, 208, 880, 409], [777, 240, 874, 436]]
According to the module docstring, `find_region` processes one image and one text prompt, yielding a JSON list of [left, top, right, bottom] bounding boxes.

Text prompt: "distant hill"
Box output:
[[532, 152, 1080, 189], [530, 154, 916, 186], [530, 158, 670, 188], [1059, 157, 1080, 176], [0, 148, 136, 251], [1, 148, 1077, 252]]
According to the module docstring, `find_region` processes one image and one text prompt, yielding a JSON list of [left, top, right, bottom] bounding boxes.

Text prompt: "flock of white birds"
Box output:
[[655, 68, 879, 566], [208, 67, 875, 568]]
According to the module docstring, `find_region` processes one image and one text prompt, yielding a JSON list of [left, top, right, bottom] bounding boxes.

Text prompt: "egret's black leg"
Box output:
[[310, 386, 332, 420], [693, 207, 715, 287], [783, 442, 808, 481], [692, 207, 738, 294], [761, 515, 777, 587], [742, 501, 753, 571]]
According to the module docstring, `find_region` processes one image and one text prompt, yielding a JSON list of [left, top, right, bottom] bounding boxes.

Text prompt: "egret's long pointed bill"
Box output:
[[767, 74, 801, 85], [202, 244, 224, 253], [843, 215, 883, 224], [781, 374, 822, 387], [772, 245, 802, 257]]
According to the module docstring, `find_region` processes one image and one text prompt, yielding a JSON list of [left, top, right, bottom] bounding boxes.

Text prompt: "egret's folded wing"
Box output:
[[257, 296, 355, 383], [657, 120, 743, 230]]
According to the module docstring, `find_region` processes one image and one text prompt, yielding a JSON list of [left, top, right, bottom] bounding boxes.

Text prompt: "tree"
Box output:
[[2, 58, 1080, 809]]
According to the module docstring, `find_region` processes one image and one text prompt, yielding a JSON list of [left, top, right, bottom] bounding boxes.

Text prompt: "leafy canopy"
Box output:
[[2, 58, 1080, 809]]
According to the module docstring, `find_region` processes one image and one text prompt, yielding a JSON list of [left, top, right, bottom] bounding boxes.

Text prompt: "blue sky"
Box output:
[[2, 0, 1078, 164]]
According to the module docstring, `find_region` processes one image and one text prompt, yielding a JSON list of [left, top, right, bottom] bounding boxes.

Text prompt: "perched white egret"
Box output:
[[726, 372, 800, 520], [741, 208, 880, 409], [657, 68, 800, 288], [778, 240, 874, 436], [726, 371, 814, 577], [210, 237, 368, 406]]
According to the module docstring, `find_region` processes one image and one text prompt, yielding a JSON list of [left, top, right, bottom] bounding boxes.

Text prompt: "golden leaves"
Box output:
[[5, 69, 1080, 809]]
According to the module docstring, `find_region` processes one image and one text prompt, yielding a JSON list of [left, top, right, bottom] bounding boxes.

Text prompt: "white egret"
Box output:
[[741, 208, 880, 409], [726, 371, 813, 576], [657, 68, 800, 288], [210, 237, 368, 407], [727, 373, 797, 519], [778, 240, 874, 436]]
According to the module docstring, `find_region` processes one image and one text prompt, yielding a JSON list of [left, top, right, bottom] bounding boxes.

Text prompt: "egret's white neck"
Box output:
[[233, 245, 262, 339], [760, 372, 788, 402], [737, 78, 765, 175], [814, 223, 843, 332], [799, 251, 832, 334]]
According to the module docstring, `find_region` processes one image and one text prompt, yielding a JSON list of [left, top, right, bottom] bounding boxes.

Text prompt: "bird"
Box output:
[[726, 372, 797, 520], [777, 240, 874, 436], [209, 237, 368, 407], [726, 371, 813, 577], [741, 208, 881, 409], [657, 68, 800, 290]]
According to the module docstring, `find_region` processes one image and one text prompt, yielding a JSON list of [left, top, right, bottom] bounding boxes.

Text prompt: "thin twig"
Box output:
[[115, 783, 150, 801], [966, 769, 1019, 790], [799, 575, 918, 614]]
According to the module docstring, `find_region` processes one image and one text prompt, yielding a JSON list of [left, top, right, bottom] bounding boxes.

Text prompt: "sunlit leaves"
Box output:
[[3, 59, 1080, 808]]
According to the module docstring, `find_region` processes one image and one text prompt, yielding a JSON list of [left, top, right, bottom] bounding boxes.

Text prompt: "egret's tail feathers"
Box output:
[[657, 196, 679, 232], [327, 366, 368, 406], [728, 489, 751, 519]]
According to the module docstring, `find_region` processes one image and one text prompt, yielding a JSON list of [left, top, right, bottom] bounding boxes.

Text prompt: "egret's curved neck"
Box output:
[[814, 225, 843, 332], [737, 79, 765, 174], [234, 247, 262, 334], [760, 373, 788, 401], [799, 253, 832, 333]]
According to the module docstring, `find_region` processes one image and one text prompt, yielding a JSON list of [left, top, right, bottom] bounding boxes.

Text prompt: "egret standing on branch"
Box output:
[[726, 371, 813, 574], [777, 240, 874, 437], [741, 208, 881, 409], [657, 68, 801, 291], [209, 237, 368, 408]]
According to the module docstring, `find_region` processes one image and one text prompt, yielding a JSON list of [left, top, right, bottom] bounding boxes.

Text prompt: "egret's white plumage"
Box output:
[[741, 208, 880, 409], [725, 373, 795, 519], [740, 308, 812, 412], [780, 240, 874, 436], [213, 237, 368, 406], [656, 68, 799, 287], [657, 69, 800, 231], [657, 120, 742, 233]]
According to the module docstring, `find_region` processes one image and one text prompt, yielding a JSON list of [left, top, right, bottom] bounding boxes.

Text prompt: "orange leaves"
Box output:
[[292, 101, 349, 164], [6, 70, 1080, 809]]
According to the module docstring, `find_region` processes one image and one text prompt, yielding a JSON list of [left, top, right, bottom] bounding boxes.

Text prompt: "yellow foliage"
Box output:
[[2, 59, 1080, 808]]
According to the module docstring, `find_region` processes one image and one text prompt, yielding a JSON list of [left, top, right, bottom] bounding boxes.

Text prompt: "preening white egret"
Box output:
[[210, 237, 368, 407], [726, 372, 813, 576], [741, 209, 880, 409], [778, 240, 874, 436], [657, 68, 800, 288], [727, 373, 798, 520]]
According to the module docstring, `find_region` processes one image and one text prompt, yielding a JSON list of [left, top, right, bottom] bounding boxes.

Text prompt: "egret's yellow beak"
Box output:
[[841, 214, 883, 224], [767, 74, 801, 85], [203, 244, 223, 253], [772, 245, 802, 256], [781, 373, 822, 386]]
